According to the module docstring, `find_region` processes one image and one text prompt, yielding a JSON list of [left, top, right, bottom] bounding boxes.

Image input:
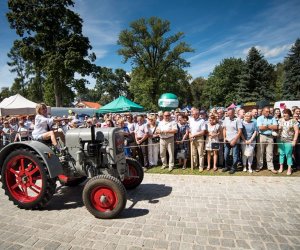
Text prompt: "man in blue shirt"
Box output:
[[256, 107, 278, 173]]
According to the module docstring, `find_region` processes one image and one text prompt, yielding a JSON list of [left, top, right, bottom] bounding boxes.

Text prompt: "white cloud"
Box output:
[[257, 44, 292, 58], [188, 40, 233, 62], [243, 44, 292, 58]]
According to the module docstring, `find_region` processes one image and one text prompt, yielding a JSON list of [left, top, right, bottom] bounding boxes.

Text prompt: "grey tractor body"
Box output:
[[0, 126, 142, 219]]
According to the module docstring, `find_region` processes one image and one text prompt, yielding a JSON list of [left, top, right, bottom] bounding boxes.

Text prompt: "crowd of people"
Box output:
[[1, 103, 299, 175]]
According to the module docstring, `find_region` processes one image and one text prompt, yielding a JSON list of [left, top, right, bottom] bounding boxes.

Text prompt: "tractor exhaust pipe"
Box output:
[[91, 125, 95, 142]]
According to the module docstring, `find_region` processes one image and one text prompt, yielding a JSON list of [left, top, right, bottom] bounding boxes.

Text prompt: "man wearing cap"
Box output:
[[189, 108, 207, 172], [256, 107, 278, 173], [156, 111, 178, 171]]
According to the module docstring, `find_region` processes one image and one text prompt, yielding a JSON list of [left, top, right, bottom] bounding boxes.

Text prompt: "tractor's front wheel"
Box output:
[[1, 149, 56, 209], [82, 175, 127, 219]]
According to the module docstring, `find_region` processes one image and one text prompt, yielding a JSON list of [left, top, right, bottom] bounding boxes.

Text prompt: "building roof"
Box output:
[[76, 101, 101, 109]]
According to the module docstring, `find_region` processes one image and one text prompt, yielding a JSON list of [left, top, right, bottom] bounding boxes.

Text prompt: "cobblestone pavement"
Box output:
[[0, 174, 300, 250]]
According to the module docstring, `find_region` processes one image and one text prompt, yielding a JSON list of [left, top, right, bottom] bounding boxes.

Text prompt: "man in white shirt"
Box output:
[[134, 114, 149, 169], [156, 111, 178, 171], [189, 109, 207, 172]]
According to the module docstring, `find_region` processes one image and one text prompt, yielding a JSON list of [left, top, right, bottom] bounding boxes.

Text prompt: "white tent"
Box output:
[[0, 94, 38, 116]]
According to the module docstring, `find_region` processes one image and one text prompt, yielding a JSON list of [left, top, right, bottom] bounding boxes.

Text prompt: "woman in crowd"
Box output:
[[293, 110, 300, 170], [241, 112, 257, 173], [147, 115, 159, 167], [105, 119, 114, 127], [278, 109, 299, 175], [175, 115, 190, 169], [273, 108, 281, 121], [14, 120, 29, 141], [205, 114, 221, 171]]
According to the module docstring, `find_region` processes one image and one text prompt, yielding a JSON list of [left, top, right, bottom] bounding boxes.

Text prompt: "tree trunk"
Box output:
[[54, 82, 62, 107]]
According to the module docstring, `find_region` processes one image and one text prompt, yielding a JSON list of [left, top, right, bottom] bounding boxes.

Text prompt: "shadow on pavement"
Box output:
[[46, 184, 84, 210], [46, 183, 172, 219], [126, 183, 173, 208], [119, 183, 172, 219]]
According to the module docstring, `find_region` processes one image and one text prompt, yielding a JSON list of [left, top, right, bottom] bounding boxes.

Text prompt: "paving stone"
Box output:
[[250, 240, 266, 250], [44, 241, 61, 250], [236, 239, 251, 249], [154, 239, 168, 249], [265, 242, 280, 250], [207, 238, 220, 246], [279, 244, 295, 250], [7, 244, 23, 250], [222, 230, 236, 239], [220, 239, 236, 248]]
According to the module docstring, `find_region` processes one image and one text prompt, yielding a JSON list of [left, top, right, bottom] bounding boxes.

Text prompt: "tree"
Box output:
[[190, 77, 207, 108], [95, 67, 131, 105], [0, 87, 11, 101], [7, 40, 28, 96], [118, 17, 193, 110], [203, 58, 244, 107], [274, 63, 284, 100], [283, 38, 300, 100], [7, 0, 96, 106], [239, 47, 275, 103]]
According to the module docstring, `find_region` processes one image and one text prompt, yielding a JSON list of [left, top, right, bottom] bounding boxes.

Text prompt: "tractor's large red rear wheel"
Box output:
[[83, 175, 127, 219], [1, 149, 56, 209]]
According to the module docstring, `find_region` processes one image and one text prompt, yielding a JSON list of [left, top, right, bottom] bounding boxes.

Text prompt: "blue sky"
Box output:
[[0, 0, 299, 89]]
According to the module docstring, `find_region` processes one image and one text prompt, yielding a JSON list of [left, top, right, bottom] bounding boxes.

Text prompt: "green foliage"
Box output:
[[0, 87, 11, 101], [239, 47, 275, 103], [203, 58, 244, 107], [118, 17, 193, 110], [95, 67, 131, 105], [283, 38, 300, 100], [190, 77, 207, 108], [274, 63, 284, 100], [7, 0, 95, 106]]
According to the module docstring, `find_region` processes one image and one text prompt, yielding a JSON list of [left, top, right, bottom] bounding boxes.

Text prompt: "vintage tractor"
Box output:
[[0, 126, 144, 219]]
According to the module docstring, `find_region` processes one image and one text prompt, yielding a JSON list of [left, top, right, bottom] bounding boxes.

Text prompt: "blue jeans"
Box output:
[[224, 142, 239, 170]]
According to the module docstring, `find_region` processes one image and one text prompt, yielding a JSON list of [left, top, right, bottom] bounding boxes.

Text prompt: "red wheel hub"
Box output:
[[123, 164, 138, 185], [90, 186, 118, 212], [5, 155, 42, 203]]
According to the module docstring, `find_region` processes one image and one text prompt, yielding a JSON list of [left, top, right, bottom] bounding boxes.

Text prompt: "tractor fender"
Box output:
[[0, 141, 63, 178]]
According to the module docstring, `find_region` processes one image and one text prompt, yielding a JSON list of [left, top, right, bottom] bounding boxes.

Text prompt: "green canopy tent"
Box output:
[[96, 96, 144, 114]]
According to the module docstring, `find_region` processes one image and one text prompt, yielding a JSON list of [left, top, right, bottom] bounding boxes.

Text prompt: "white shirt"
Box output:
[[189, 117, 207, 136], [223, 116, 243, 142], [126, 122, 136, 133], [32, 114, 54, 139], [134, 122, 149, 138], [157, 120, 178, 139], [18, 126, 29, 138]]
